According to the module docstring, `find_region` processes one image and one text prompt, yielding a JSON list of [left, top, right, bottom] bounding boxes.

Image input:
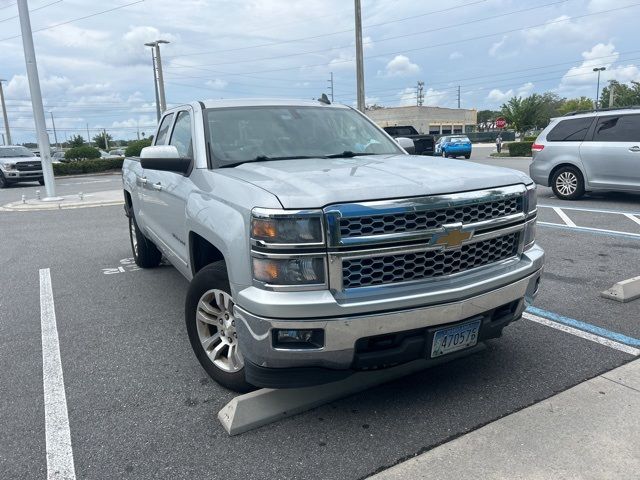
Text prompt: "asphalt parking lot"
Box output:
[[1, 152, 639, 479]]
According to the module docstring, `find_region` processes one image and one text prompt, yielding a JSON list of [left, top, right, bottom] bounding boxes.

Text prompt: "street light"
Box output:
[[145, 42, 161, 121], [144, 40, 169, 114], [593, 67, 606, 110], [0, 79, 11, 145]]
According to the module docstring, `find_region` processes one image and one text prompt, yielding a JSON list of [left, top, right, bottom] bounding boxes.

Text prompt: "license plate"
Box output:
[[430, 319, 481, 358]]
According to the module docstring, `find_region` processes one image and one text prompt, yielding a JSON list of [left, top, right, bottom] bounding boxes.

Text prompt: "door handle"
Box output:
[[152, 182, 163, 191], [629, 146, 640, 152], [137, 176, 147, 186]]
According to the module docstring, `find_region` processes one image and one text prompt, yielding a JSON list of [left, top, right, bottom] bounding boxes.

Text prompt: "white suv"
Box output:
[[529, 108, 640, 199]]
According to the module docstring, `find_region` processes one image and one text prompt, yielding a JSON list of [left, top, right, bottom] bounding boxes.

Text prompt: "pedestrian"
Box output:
[[496, 134, 503, 153]]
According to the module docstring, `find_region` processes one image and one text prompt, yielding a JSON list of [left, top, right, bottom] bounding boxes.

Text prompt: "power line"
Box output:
[[0, 0, 61, 23], [168, 3, 640, 77], [0, 0, 145, 42]]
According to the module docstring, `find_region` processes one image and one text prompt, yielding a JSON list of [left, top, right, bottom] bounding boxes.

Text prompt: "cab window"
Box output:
[[154, 113, 174, 145], [169, 111, 193, 158]]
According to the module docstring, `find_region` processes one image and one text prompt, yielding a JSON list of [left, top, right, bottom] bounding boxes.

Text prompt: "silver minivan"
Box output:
[[529, 108, 640, 199]]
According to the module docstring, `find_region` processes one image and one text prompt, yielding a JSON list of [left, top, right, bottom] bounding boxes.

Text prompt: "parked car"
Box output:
[[122, 99, 543, 392], [51, 151, 66, 163], [529, 107, 640, 200], [0, 145, 44, 188], [109, 148, 126, 157], [382, 125, 435, 155], [100, 150, 122, 159], [435, 135, 472, 159]]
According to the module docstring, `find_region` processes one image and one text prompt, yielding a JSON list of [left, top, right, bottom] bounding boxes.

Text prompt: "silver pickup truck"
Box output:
[[122, 99, 544, 392]]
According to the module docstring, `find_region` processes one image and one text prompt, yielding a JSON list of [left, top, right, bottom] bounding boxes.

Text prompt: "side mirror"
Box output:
[[140, 145, 192, 175], [395, 137, 415, 154]]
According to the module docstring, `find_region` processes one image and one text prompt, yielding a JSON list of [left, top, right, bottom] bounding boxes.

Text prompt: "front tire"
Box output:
[[442, 150, 447, 158], [185, 262, 253, 392], [551, 166, 585, 200], [38, 178, 45, 186], [129, 214, 162, 268]]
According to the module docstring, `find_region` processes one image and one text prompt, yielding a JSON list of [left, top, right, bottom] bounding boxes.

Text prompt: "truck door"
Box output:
[[143, 109, 193, 268]]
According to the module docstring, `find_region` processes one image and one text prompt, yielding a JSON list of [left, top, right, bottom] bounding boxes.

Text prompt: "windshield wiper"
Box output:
[[221, 155, 325, 168], [325, 151, 376, 158]]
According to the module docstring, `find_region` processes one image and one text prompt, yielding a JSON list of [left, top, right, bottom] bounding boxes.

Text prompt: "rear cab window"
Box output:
[[546, 117, 594, 141], [154, 113, 175, 145], [592, 114, 640, 142]]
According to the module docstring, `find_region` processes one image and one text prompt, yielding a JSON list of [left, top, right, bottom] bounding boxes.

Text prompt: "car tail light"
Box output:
[[531, 143, 544, 152]]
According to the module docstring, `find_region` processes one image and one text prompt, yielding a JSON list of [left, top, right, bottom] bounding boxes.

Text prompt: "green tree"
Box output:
[[500, 94, 546, 134], [92, 131, 113, 150], [69, 134, 85, 148], [600, 80, 640, 108], [64, 146, 101, 160], [477, 110, 500, 131], [537, 92, 564, 127], [557, 97, 594, 115], [124, 138, 152, 157]]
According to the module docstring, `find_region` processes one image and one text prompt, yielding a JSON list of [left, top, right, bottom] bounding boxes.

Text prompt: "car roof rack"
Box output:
[[562, 105, 640, 116]]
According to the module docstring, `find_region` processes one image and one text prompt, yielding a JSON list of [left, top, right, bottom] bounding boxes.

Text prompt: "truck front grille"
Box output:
[[342, 232, 519, 289], [16, 161, 42, 171], [339, 197, 521, 238]]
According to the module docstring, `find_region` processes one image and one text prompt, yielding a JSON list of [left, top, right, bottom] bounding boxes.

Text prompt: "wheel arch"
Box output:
[[549, 162, 586, 185], [189, 231, 226, 276]]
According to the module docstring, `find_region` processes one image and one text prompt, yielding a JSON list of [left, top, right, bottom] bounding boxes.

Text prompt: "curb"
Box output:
[[53, 171, 121, 179], [0, 200, 124, 212]]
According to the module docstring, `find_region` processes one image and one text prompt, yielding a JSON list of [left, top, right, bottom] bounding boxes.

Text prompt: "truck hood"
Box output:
[[217, 154, 531, 208], [0, 156, 40, 164]]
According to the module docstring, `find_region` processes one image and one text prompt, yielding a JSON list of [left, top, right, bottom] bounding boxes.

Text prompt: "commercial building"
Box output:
[[366, 106, 477, 135]]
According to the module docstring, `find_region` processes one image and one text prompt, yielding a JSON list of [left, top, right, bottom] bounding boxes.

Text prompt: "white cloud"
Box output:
[[449, 51, 463, 60], [382, 55, 420, 77], [105, 26, 178, 67], [205, 79, 228, 89], [523, 14, 594, 45], [489, 36, 507, 57], [486, 83, 534, 104], [39, 25, 110, 49]]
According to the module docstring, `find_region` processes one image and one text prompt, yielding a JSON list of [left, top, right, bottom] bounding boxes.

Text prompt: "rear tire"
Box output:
[[185, 262, 254, 393], [551, 166, 585, 200], [464, 154, 471, 159], [129, 214, 162, 268]]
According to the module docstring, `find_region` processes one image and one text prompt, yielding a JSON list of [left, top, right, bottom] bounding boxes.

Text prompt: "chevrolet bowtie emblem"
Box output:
[[432, 226, 473, 249]]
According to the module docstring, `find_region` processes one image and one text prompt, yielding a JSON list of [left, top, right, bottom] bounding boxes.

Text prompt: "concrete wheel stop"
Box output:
[[218, 344, 486, 436], [601, 276, 640, 303]]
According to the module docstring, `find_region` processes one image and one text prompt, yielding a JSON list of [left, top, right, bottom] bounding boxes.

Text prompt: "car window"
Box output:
[[169, 111, 193, 158], [546, 117, 594, 141], [154, 113, 174, 146], [592, 114, 640, 142]]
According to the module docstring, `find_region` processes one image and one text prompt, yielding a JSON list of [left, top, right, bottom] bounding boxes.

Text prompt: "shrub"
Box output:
[[523, 136, 538, 142], [53, 158, 124, 176], [507, 141, 534, 157], [64, 146, 101, 161], [125, 138, 152, 157]]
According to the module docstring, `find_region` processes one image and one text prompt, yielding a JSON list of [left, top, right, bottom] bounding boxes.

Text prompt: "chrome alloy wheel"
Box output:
[[556, 171, 578, 196], [129, 218, 138, 256], [195, 289, 244, 373]]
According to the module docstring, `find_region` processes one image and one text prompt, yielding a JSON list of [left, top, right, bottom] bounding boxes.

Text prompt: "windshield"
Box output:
[[0, 146, 35, 158], [205, 106, 403, 166], [450, 136, 470, 143]]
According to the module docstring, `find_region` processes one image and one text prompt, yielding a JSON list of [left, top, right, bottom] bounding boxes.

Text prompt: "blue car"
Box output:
[[434, 135, 472, 159]]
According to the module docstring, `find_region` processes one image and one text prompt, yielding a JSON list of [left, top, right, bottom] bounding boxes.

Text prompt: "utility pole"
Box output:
[[1, 133, 5, 145], [17, 0, 58, 199], [0, 79, 11, 145], [457, 85, 461, 109], [137, 121, 140, 140], [103, 128, 109, 150], [354, 0, 365, 112], [328, 72, 334, 103], [417, 81, 425, 107], [609, 83, 615, 108], [86, 123, 91, 146], [49, 111, 59, 150]]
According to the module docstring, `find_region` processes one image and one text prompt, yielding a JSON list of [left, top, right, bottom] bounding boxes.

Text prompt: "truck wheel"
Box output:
[[0, 172, 7, 189], [551, 166, 585, 200], [185, 262, 253, 393], [128, 215, 162, 268], [38, 179, 45, 185]]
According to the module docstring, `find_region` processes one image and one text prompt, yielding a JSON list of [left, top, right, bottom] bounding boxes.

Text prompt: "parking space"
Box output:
[[2, 160, 640, 479]]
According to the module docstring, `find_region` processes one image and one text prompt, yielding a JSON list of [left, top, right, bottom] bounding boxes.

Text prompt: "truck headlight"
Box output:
[[251, 209, 323, 245], [252, 256, 326, 286], [2, 163, 15, 171], [526, 184, 537, 213]]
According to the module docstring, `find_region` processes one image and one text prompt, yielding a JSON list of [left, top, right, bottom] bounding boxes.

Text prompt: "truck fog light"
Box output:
[[273, 329, 324, 349]]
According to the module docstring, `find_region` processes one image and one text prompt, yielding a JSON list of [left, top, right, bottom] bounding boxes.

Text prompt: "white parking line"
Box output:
[[523, 312, 640, 356], [552, 207, 576, 227], [539, 204, 640, 216], [624, 213, 640, 227], [40, 268, 76, 480]]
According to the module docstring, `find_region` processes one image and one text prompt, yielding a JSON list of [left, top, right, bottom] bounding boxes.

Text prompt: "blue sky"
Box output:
[[1, 0, 639, 143]]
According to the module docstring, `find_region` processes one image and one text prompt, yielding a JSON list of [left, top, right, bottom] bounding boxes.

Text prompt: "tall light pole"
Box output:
[[145, 40, 170, 113], [354, 0, 365, 112], [145, 42, 161, 121], [17, 0, 59, 199], [327, 72, 334, 102], [49, 111, 60, 150], [0, 79, 11, 145], [593, 67, 606, 110]]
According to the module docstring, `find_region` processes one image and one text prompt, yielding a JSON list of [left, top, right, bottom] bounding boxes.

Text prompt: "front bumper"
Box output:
[[1, 169, 43, 180], [234, 245, 544, 385]]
